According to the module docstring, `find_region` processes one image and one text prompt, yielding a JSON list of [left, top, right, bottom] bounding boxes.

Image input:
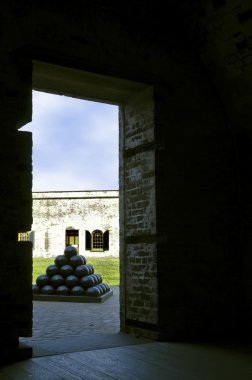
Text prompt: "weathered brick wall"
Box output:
[[31, 191, 119, 258], [120, 88, 158, 336]]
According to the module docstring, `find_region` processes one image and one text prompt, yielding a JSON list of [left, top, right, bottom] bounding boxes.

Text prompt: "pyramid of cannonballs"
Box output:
[[32, 245, 110, 297]]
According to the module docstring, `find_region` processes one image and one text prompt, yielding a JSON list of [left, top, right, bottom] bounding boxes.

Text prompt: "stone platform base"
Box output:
[[33, 289, 113, 303]]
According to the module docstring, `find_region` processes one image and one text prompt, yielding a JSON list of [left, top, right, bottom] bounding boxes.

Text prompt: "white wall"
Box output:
[[31, 191, 119, 258]]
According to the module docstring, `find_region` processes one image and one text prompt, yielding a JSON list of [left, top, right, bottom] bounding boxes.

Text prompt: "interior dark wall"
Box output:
[[155, 55, 243, 340], [0, 0, 252, 362], [196, 0, 252, 339]]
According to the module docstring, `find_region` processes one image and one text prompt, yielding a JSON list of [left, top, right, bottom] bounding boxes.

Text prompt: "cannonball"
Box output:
[[79, 255, 87, 265], [46, 264, 59, 277], [95, 285, 104, 296], [71, 285, 85, 296], [80, 274, 96, 288], [54, 254, 68, 267], [91, 273, 99, 285], [36, 274, 50, 287], [85, 286, 101, 297], [69, 254, 86, 268], [86, 264, 94, 274], [60, 264, 74, 277], [50, 274, 64, 287], [103, 283, 110, 292], [65, 275, 79, 288], [93, 273, 102, 284], [99, 284, 107, 295], [32, 284, 40, 294], [99, 283, 107, 294], [41, 284, 55, 295], [64, 245, 78, 258], [75, 264, 90, 278], [55, 285, 70, 295]]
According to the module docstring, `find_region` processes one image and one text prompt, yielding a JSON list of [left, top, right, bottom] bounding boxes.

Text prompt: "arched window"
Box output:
[[91, 229, 103, 251], [85, 230, 109, 252]]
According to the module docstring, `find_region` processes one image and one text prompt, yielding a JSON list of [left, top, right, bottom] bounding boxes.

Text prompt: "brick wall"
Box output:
[[120, 88, 159, 337]]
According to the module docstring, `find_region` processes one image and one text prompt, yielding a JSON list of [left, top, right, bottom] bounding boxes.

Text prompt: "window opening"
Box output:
[[91, 229, 103, 251], [87, 229, 110, 252], [18, 232, 29, 241], [66, 229, 79, 250]]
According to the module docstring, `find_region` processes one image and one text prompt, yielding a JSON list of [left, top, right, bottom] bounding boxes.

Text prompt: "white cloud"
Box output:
[[21, 91, 119, 191]]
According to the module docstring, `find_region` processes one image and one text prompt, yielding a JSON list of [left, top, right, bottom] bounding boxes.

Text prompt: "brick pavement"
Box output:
[[19, 286, 132, 356], [29, 286, 119, 341]]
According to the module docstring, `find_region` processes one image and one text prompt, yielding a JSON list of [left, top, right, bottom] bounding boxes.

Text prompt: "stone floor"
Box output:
[[20, 285, 142, 357], [1, 286, 252, 379], [2, 341, 252, 379], [29, 286, 120, 340]]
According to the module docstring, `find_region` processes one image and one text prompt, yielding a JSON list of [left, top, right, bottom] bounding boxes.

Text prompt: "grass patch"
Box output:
[[33, 257, 52, 284], [33, 256, 120, 286]]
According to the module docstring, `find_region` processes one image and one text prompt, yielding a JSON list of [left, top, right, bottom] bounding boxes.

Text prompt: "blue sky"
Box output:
[[21, 91, 119, 191]]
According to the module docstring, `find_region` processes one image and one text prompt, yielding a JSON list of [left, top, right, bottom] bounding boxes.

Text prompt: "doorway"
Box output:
[[20, 87, 120, 355], [19, 60, 155, 353]]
